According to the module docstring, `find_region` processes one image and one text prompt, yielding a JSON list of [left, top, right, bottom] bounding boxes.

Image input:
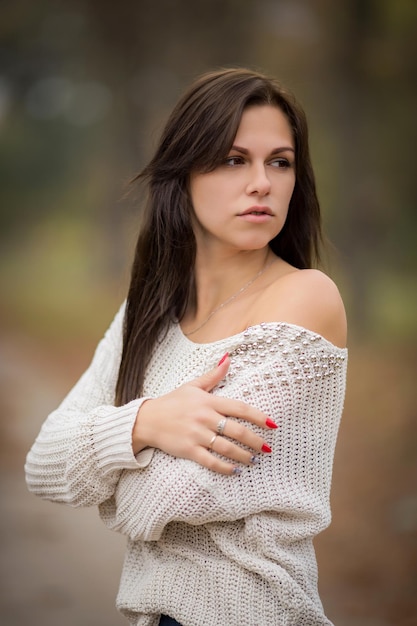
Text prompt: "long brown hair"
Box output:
[[116, 68, 322, 404]]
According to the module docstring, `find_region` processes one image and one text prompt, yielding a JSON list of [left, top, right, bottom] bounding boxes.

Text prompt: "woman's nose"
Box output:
[[245, 165, 271, 196]]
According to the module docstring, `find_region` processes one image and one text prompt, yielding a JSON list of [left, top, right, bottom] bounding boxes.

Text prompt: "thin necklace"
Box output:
[[184, 257, 276, 337]]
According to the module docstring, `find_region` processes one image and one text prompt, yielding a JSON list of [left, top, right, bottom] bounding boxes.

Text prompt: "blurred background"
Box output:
[[1, 0, 416, 624]]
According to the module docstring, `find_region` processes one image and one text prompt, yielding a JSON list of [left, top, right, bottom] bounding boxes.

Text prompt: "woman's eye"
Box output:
[[224, 156, 245, 166], [270, 158, 291, 168]]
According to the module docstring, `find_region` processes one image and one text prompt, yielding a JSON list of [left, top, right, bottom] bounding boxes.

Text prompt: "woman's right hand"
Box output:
[[132, 354, 277, 475]]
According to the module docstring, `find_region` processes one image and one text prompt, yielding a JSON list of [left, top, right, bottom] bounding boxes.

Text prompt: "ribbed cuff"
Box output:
[[92, 397, 154, 473]]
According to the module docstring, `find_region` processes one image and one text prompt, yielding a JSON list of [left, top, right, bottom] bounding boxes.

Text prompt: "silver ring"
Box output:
[[216, 418, 227, 436], [208, 434, 217, 449]]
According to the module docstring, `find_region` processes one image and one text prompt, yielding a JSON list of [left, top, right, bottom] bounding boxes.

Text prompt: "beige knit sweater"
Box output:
[[25, 302, 347, 626]]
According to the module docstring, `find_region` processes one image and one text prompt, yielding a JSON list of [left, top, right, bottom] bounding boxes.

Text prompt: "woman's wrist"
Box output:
[[132, 398, 155, 455]]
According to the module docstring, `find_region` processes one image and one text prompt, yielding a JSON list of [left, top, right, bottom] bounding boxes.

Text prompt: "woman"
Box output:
[[25, 68, 348, 625]]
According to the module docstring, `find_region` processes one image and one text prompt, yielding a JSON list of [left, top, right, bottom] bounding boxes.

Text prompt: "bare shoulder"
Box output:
[[256, 267, 347, 348]]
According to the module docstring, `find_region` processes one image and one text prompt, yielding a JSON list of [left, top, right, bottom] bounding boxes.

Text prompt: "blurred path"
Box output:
[[0, 330, 126, 626]]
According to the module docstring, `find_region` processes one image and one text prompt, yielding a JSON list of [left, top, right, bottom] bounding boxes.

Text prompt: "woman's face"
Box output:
[[189, 104, 296, 255]]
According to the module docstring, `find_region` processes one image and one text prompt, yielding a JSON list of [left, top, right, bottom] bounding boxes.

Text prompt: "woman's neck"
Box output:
[[183, 248, 275, 337]]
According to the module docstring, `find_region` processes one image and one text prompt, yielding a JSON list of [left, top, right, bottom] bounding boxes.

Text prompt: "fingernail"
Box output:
[[232, 466, 242, 475], [217, 352, 229, 366], [266, 418, 278, 429], [261, 443, 272, 453], [250, 455, 260, 464]]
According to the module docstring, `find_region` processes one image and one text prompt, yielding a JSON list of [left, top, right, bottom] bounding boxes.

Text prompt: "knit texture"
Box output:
[[25, 302, 347, 626]]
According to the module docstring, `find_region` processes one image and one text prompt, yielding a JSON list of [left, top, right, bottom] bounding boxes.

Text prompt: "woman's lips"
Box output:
[[239, 205, 273, 214], [237, 206, 273, 222]]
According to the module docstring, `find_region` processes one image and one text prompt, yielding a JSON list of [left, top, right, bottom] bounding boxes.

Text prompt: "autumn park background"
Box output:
[[0, 1, 416, 624]]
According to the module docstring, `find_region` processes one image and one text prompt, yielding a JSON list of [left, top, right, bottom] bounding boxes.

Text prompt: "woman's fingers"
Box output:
[[189, 352, 230, 392], [211, 395, 276, 430], [193, 417, 273, 474], [193, 431, 267, 475], [220, 417, 267, 452], [193, 446, 244, 476], [210, 433, 261, 464]]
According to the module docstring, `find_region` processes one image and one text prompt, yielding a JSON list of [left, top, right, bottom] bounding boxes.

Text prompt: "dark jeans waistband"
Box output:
[[159, 615, 182, 626]]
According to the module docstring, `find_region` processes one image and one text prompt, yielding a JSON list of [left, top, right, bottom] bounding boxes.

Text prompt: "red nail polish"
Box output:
[[217, 352, 229, 366], [266, 418, 278, 429], [261, 443, 272, 453]]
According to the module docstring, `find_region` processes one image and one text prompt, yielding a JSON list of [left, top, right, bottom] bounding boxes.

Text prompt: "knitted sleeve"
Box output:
[[25, 303, 153, 507], [99, 326, 347, 541]]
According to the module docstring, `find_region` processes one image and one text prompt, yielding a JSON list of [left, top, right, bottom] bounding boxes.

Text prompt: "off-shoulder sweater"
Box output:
[[25, 302, 347, 626]]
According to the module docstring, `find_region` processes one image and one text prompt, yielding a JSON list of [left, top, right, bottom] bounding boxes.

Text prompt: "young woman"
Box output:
[[26, 68, 348, 625]]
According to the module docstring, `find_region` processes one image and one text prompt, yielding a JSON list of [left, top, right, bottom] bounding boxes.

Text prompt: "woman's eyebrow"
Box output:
[[270, 146, 295, 154], [230, 144, 295, 154]]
